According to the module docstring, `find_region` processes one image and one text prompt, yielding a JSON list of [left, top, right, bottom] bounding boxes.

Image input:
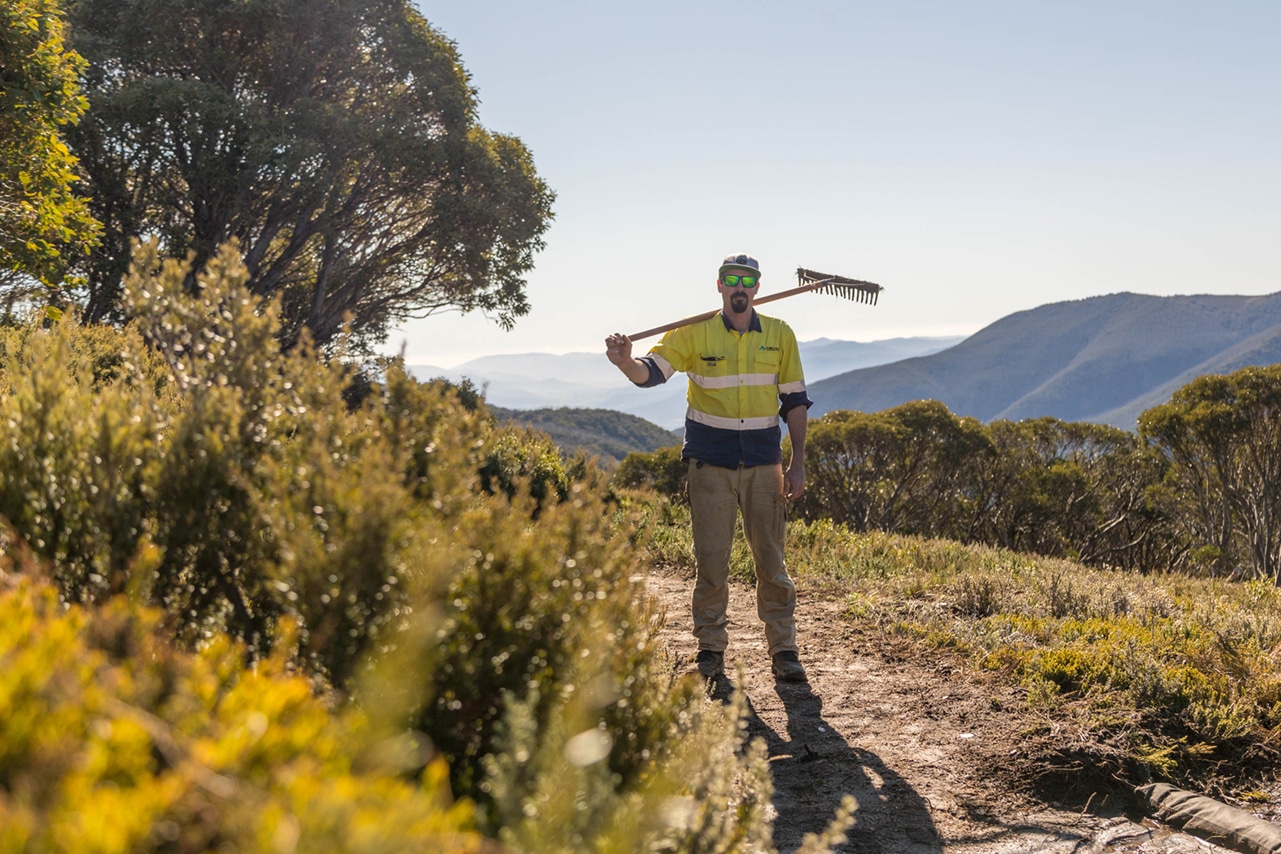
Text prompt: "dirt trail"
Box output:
[[645, 568, 1236, 854]]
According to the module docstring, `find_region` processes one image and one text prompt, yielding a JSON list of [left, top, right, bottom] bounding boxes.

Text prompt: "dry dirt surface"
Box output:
[[645, 567, 1245, 854]]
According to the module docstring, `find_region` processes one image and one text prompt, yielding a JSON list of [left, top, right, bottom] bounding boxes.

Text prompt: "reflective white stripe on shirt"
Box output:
[[651, 353, 675, 380], [779, 380, 807, 394], [686, 408, 780, 431], [689, 371, 779, 390]]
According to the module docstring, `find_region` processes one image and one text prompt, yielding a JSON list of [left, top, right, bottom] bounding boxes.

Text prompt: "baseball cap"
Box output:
[[718, 253, 760, 278]]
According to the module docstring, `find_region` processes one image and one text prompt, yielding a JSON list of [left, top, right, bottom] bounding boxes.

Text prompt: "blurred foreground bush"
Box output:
[[0, 243, 821, 852], [0, 563, 479, 853]]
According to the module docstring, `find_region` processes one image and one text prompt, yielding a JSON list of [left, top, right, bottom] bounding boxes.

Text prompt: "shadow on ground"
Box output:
[[712, 673, 942, 853]]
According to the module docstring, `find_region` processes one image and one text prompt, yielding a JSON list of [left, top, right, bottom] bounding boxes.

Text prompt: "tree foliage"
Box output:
[[0, 0, 99, 300], [794, 408, 1175, 571], [972, 418, 1171, 570], [63, 0, 553, 349], [799, 401, 992, 537], [1140, 366, 1281, 583]]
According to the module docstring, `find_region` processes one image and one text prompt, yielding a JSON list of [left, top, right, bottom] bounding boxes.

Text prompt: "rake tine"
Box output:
[[796, 267, 883, 306]]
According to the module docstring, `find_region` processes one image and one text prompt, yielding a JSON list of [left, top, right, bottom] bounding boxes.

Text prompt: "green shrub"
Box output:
[[379, 368, 489, 508], [0, 317, 164, 600], [0, 244, 489, 684], [390, 483, 692, 802], [478, 426, 573, 509], [613, 446, 686, 499], [119, 241, 431, 680]]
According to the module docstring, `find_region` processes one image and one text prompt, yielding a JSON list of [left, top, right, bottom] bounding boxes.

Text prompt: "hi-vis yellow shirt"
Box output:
[[636, 311, 812, 469]]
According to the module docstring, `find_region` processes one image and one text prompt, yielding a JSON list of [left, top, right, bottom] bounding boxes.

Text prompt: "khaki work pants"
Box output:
[[687, 460, 798, 656]]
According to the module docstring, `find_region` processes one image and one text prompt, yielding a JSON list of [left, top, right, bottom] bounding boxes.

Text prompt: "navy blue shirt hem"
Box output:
[[680, 420, 783, 469]]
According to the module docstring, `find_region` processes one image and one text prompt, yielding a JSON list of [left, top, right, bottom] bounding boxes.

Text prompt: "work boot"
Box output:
[[772, 651, 807, 683], [695, 649, 724, 679]]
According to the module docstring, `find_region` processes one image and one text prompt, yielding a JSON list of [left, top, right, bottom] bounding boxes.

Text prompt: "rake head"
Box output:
[[796, 268, 883, 305]]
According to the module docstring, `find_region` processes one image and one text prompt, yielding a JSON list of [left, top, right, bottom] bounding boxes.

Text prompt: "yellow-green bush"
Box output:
[[0, 567, 479, 853]]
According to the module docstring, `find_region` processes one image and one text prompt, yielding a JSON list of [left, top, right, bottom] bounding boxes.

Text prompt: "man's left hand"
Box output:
[[784, 464, 806, 500]]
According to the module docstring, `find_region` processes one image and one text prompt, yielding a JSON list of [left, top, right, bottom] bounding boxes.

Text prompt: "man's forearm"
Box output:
[[785, 406, 808, 466], [617, 357, 651, 385], [782, 405, 808, 499], [605, 332, 653, 385]]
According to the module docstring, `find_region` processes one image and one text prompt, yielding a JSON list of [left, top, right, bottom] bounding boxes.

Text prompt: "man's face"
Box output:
[[718, 266, 759, 314]]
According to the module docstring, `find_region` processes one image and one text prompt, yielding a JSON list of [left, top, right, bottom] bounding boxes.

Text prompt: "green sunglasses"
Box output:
[[721, 274, 758, 288]]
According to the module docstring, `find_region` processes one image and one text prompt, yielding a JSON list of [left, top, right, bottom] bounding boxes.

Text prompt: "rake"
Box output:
[[626, 268, 883, 341]]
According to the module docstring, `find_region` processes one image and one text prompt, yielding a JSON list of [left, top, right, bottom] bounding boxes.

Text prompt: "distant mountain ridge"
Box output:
[[810, 292, 1281, 429]]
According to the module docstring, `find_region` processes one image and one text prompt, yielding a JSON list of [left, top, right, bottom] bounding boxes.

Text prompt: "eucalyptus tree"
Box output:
[[979, 418, 1168, 569], [0, 0, 99, 304], [65, 0, 553, 349], [800, 401, 992, 537], [1141, 366, 1281, 583]]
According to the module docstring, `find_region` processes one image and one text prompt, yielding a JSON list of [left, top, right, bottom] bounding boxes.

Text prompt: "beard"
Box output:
[[730, 292, 750, 313]]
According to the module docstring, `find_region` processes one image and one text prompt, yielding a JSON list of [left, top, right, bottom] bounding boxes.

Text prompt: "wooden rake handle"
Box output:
[[626, 270, 882, 341]]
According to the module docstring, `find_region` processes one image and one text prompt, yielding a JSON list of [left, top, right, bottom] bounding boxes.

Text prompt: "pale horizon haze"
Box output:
[[387, 1, 1280, 369]]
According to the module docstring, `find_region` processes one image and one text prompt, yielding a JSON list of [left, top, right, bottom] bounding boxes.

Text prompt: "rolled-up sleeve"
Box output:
[[634, 355, 672, 388], [635, 328, 691, 388], [779, 389, 813, 419]]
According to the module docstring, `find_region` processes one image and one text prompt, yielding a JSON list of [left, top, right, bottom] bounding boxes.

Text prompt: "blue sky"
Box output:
[[388, 1, 1281, 367]]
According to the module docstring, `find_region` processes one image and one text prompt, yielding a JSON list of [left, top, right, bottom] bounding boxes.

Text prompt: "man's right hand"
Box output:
[[605, 332, 633, 366], [606, 333, 653, 384]]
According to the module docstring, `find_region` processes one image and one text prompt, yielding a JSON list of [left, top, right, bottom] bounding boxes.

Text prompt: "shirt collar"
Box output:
[[720, 310, 762, 334]]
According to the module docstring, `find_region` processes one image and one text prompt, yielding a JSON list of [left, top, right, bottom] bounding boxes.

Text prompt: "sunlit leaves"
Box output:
[[0, 0, 100, 295], [0, 575, 480, 853]]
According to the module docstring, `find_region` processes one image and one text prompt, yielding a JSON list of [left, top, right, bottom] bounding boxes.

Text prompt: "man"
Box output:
[[605, 253, 811, 683]]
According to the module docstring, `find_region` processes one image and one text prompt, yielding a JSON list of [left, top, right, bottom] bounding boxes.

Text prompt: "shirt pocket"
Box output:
[[752, 348, 781, 376], [697, 354, 729, 377]]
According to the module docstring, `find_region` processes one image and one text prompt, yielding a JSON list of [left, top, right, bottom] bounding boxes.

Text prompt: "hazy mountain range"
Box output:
[[409, 336, 965, 430], [411, 291, 1281, 442], [810, 291, 1281, 429]]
